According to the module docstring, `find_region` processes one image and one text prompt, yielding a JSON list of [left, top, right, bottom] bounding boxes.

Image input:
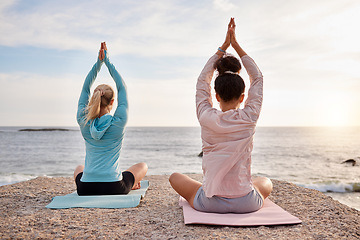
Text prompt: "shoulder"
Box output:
[[201, 108, 257, 128]]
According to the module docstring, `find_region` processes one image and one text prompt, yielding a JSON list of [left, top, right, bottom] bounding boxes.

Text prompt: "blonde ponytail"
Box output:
[[85, 84, 114, 124]]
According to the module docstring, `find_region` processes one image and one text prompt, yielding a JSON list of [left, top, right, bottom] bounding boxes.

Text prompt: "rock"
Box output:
[[353, 183, 360, 192], [19, 128, 70, 132], [341, 159, 357, 166]]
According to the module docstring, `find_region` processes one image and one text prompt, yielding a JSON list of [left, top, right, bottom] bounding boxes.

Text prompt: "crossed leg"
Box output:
[[73, 162, 148, 190], [169, 173, 202, 208], [252, 176, 273, 200], [169, 174, 273, 208], [125, 162, 148, 190], [73, 165, 84, 181]]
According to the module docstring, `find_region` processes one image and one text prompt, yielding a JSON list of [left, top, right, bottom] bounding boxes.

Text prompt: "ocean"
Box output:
[[0, 126, 359, 210]]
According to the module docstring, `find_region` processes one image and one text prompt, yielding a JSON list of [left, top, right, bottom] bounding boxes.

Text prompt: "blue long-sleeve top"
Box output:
[[76, 50, 128, 182]]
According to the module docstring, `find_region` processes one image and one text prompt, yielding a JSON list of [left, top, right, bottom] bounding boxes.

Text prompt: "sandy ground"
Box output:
[[0, 174, 359, 239]]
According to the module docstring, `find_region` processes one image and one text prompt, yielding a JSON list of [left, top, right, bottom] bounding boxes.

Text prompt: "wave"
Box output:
[[299, 182, 360, 193], [0, 173, 37, 186]]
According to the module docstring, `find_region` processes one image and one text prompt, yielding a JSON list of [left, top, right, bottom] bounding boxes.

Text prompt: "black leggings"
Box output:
[[75, 171, 135, 196]]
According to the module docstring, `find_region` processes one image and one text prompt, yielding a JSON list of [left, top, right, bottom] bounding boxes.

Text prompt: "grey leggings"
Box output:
[[193, 187, 263, 213]]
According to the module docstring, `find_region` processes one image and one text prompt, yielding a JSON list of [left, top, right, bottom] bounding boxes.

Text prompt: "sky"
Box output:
[[0, 0, 359, 127]]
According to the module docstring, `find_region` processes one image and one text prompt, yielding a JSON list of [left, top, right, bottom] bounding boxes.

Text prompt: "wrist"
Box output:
[[220, 43, 229, 51], [232, 39, 241, 47], [216, 47, 226, 56], [218, 47, 226, 53], [104, 50, 109, 63]]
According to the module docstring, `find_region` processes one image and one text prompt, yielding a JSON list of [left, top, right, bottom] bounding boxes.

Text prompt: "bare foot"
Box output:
[[132, 182, 141, 190]]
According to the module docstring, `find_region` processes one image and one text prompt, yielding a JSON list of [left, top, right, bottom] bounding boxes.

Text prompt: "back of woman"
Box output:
[[78, 121, 126, 182], [169, 18, 272, 214], [73, 42, 147, 196]]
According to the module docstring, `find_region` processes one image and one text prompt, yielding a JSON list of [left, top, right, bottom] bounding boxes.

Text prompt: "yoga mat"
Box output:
[[179, 197, 302, 226], [46, 180, 149, 209]]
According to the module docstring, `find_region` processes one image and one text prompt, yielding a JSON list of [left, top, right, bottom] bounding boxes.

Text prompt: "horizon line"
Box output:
[[1, 125, 359, 128]]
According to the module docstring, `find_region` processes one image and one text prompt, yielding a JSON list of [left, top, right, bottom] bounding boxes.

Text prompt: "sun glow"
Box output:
[[323, 110, 349, 127], [316, 93, 354, 127]]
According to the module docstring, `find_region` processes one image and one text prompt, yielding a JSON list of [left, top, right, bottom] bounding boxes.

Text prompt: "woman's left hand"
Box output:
[[98, 42, 107, 61], [223, 18, 233, 49], [99, 49, 105, 61]]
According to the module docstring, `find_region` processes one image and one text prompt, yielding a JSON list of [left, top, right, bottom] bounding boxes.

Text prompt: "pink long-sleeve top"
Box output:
[[196, 53, 263, 198]]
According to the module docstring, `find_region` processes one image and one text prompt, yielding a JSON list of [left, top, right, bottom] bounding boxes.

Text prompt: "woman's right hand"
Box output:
[[229, 18, 247, 57]]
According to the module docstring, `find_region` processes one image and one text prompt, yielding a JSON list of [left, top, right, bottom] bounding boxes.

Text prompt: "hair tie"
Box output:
[[224, 70, 237, 75], [95, 88, 105, 97]]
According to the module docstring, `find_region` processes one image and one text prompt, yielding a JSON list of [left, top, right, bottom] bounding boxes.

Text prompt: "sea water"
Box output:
[[0, 126, 359, 210]]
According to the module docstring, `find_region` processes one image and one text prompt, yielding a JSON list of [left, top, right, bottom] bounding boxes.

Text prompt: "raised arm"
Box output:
[[241, 55, 263, 122], [103, 45, 128, 127], [196, 54, 219, 119], [231, 19, 263, 122], [229, 18, 247, 58], [77, 48, 104, 124], [196, 19, 233, 119]]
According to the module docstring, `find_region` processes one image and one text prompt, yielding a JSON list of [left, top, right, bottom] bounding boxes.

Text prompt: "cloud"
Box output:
[[0, 1, 216, 56], [213, 0, 237, 12], [1, 0, 360, 126], [0, 1, 255, 57], [2, 0, 359, 59]]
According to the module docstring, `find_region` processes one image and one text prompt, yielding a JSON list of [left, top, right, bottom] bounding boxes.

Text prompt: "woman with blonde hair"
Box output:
[[74, 42, 147, 195]]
